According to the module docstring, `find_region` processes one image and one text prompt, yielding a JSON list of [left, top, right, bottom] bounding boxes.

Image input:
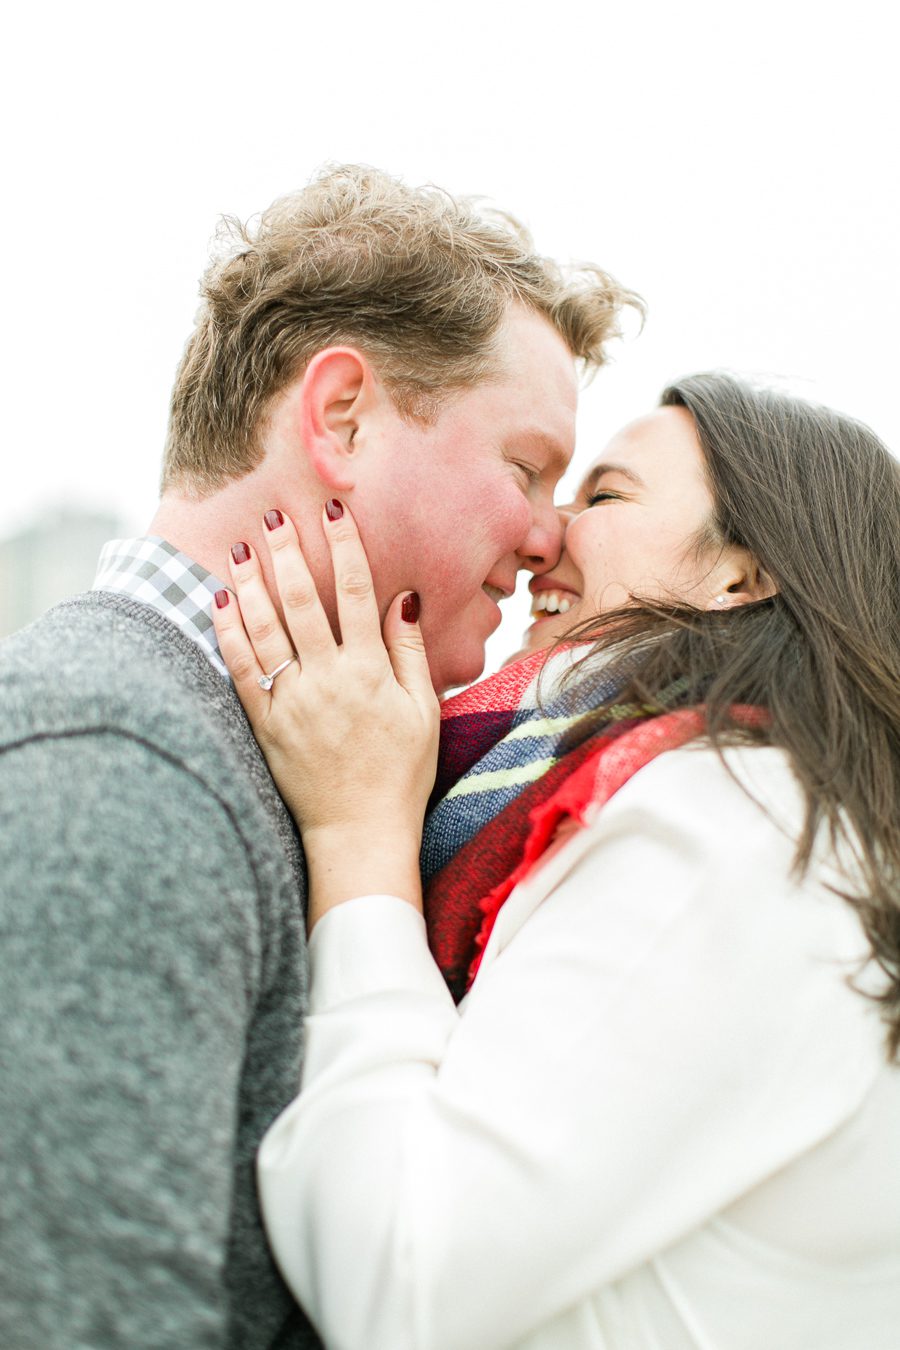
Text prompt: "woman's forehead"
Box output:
[[581, 406, 702, 489]]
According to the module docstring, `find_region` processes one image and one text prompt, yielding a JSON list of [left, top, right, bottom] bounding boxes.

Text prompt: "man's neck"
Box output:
[[148, 470, 337, 634], [148, 490, 245, 585]]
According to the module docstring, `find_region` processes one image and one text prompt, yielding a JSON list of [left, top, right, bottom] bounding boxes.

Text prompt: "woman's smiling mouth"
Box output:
[[529, 588, 580, 620]]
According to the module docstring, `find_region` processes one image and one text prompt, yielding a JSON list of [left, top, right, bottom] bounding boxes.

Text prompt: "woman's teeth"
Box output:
[[531, 590, 576, 618]]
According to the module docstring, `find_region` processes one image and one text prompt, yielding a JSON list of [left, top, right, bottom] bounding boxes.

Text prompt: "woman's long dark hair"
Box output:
[[561, 373, 900, 1056]]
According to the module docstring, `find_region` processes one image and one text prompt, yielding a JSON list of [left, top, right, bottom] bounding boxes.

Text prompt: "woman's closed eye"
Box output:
[[586, 490, 622, 506]]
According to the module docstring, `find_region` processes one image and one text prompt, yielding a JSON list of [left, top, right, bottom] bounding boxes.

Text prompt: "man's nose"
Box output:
[[516, 498, 565, 574]]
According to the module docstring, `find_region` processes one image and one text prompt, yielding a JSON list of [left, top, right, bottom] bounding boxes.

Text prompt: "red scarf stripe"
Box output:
[[439, 650, 548, 720], [425, 718, 642, 998]]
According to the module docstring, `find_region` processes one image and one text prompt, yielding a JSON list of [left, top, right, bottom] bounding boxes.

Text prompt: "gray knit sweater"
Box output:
[[0, 592, 321, 1349]]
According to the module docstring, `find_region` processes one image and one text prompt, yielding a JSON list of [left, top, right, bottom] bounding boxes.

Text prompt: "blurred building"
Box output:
[[0, 508, 121, 640]]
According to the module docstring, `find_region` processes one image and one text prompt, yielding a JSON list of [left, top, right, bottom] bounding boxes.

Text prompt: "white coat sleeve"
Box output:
[[257, 747, 884, 1350]]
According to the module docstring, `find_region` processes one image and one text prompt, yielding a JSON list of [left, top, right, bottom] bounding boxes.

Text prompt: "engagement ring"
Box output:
[[258, 656, 297, 691]]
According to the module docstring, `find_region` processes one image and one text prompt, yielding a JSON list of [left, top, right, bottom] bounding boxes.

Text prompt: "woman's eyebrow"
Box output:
[[581, 461, 646, 493]]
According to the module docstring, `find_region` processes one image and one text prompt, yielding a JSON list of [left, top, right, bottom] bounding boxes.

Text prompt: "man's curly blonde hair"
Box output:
[[162, 164, 643, 493]]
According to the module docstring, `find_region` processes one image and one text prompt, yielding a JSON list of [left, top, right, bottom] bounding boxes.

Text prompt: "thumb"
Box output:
[[383, 591, 438, 708]]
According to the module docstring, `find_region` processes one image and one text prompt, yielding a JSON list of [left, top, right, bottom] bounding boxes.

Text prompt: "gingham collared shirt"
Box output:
[[92, 535, 230, 678]]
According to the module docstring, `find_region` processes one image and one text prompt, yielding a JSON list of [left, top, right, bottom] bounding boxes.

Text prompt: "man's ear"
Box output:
[[705, 546, 778, 610], [298, 347, 374, 492]]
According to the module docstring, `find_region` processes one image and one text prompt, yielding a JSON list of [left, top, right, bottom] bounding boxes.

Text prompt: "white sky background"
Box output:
[[3, 0, 898, 670]]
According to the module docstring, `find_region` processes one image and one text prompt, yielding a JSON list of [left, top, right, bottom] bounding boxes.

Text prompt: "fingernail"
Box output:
[[231, 542, 251, 564], [401, 592, 420, 624], [325, 499, 344, 522], [264, 509, 284, 532], [215, 589, 230, 609]]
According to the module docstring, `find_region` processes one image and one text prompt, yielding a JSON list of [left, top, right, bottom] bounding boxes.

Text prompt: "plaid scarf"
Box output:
[[421, 647, 758, 1002]]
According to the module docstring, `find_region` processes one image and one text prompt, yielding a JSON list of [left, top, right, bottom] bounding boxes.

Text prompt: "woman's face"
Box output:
[[521, 405, 727, 654]]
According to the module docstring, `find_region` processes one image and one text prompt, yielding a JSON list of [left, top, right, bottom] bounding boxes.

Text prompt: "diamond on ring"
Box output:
[[258, 656, 296, 690]]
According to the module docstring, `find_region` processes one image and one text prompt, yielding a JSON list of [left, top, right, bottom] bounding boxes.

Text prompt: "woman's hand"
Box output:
[[211, 502, 440, 928]]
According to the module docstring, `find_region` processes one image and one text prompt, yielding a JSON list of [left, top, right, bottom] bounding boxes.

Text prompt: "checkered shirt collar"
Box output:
[[92, 535, 229, 678]]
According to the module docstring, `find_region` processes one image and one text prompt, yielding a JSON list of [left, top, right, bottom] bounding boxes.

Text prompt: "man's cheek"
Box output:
[[475, 491, 533, 556]]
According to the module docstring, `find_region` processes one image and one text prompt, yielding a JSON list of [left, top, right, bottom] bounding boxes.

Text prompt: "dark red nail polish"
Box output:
[[215, 589, 230, 609], [231, 542, 251, 565], [401, 592, 420, 624], [264, 509, 284, 532], [325, 499, 344, 522]]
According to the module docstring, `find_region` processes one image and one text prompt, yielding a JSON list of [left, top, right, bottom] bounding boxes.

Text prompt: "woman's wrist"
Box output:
[[304, 824, 424, 931]]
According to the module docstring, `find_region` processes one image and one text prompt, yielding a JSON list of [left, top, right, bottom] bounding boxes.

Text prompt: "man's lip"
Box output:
[[482, 582, 515, 603]]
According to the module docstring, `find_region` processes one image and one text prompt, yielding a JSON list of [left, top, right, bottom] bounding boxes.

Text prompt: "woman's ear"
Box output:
[[297, 347, 374, 491], [706, 546, 778, 610]]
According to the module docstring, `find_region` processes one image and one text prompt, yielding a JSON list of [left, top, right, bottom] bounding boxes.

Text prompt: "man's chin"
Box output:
[[429, 646, 487, 697]]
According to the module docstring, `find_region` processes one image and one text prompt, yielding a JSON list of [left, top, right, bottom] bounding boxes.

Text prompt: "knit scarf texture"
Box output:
[[421, 647, 748, 1002]]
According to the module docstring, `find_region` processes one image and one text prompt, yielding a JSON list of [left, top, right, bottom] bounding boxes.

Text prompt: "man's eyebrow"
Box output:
[[581, 461, 645, 493], [512, 429, 572, 472]]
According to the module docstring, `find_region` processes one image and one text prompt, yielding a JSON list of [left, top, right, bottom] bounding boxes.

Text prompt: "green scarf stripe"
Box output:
[[443, 756, 560, 800]]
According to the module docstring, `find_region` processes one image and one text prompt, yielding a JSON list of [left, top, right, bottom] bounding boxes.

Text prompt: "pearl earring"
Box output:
[[714, 595, 727, 607]]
